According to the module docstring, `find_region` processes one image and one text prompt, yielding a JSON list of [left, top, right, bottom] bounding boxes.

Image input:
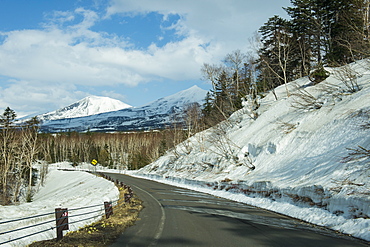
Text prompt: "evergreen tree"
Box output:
[[285, 0, 369, 65], [328, 0, 370, 63], [0, 107, 16, 127], [213, 69, 231, 118], [201, 52, 249, 126], [285, 0, 315, 76], [258, 15, 296, 95], [202, 92, 214, 119]]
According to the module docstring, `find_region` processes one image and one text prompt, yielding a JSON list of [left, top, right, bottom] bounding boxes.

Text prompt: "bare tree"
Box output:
[[224, 49, 247, 94], [335, 0, 370, 61], [342, 145, 370, 165], [241, 54, 260, 119], [184, 103, 204, 138], [208, 121, 240, 161], [333, 64, 361, 93], [290, 84, 323, 111], [201, 63, 224, 93], [260, 30, 294, 97], [0, 107, 17, 204], [22, 117, 40, 201]]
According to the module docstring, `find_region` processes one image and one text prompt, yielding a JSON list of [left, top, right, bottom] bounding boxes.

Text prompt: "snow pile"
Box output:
[[135, 60, 370, 241], [0, 163, 119, 247]]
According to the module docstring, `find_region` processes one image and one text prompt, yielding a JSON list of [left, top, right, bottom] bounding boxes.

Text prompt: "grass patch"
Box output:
[[28, 186, 143, 247]]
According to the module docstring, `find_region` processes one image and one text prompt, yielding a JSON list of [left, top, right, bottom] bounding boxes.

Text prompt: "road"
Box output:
[[107, 173, 369, 247]]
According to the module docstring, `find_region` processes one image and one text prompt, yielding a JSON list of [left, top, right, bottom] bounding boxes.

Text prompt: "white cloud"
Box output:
[[0, 0, 290, 115], [0, 1, 290, 87], [0, 12, 208, 115], [101, 90, 128, 103], [106, 0, 290, 52], [0, 79, 88, 117], [0, 6, 211, 87]]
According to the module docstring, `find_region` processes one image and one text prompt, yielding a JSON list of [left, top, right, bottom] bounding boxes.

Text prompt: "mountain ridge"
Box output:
[[39, 85, 208, 132], [37, 95, 132, 122]]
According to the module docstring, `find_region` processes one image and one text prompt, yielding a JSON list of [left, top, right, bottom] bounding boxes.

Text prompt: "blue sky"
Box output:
[[0, 0, 290, 117]]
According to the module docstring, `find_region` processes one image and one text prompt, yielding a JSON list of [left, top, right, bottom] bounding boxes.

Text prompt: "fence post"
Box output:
[[55, 208, 68, 240], [124, 193, 132, 203], [104, 201, 113, 219]]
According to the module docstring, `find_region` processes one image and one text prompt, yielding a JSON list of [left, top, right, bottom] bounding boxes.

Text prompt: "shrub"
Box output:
[[309, 64, 330, 84]]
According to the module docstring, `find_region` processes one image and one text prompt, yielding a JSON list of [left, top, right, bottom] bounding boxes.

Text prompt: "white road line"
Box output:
[[131, 184, 166, 246]]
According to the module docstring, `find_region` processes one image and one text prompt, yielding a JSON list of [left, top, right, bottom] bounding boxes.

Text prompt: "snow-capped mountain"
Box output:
[[37, 96, 132, 122], [40, 85, 207, 132]]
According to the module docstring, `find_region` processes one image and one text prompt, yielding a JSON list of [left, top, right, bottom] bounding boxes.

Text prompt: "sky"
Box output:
[[0, 0, 291, 117]]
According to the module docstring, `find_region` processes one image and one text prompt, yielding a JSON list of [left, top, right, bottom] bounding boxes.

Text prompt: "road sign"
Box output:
[[91, 159, 98, 166]]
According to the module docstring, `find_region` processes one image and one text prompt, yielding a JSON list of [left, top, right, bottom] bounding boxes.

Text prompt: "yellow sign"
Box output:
[[91, 159, 98, 166]]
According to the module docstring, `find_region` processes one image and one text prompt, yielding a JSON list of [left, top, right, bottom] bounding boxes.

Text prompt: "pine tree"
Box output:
[[0, 107, 16, 127], [258, 15, 295, 95], [328, 0, 370, 63], [202, 92, 214, 119], [285, 0, 369, 65], [285, 0, 314, 76]]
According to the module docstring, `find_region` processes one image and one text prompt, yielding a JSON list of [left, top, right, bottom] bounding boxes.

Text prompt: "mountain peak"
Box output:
[[166, 85, 207, 103], [39, 85, 208, 132], [187, 85, 202, 90], [143, 85, 207, 108], [39, 95, 131, 121]]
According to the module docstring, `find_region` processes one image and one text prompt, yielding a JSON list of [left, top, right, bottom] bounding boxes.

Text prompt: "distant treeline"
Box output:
[[0, 104, 204, 205]]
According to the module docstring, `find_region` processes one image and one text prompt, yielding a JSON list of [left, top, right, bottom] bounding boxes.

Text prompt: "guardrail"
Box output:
[[0, 174, 133, 246]]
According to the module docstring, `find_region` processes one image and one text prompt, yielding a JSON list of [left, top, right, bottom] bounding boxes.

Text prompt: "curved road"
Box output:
[[107, 173, 368, 247]]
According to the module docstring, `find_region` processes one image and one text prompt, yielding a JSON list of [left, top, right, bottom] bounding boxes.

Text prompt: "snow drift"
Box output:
[[0, 164, 119, 246], [135, 60, 370, 241]]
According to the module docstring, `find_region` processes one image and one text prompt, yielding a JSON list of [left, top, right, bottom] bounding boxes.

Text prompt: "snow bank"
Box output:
[[135, 60, 370, 241], [0, 163, 119, 246]]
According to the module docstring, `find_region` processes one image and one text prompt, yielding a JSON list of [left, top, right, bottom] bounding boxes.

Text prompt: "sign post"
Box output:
[[91, 159, 98, 166], [91, 159, 98, 175]]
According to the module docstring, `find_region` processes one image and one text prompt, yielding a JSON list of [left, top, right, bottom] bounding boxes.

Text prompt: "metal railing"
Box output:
[[0, 174, 133, 246]]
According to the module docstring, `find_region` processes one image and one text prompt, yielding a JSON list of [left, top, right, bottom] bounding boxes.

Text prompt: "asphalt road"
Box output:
[[107, 173, 369, 247]]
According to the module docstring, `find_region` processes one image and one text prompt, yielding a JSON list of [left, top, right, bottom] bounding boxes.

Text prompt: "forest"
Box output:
[[202, 0, 369, 126], [0, 104, 202, 205], [1, 0, 369, 205]]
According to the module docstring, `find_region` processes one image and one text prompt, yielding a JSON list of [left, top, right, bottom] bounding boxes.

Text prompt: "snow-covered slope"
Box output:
[[0, 163, 119, 247], [135, 60, 370, 241], [37, 95, 132, 121], [40, 85, 207, 132]]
